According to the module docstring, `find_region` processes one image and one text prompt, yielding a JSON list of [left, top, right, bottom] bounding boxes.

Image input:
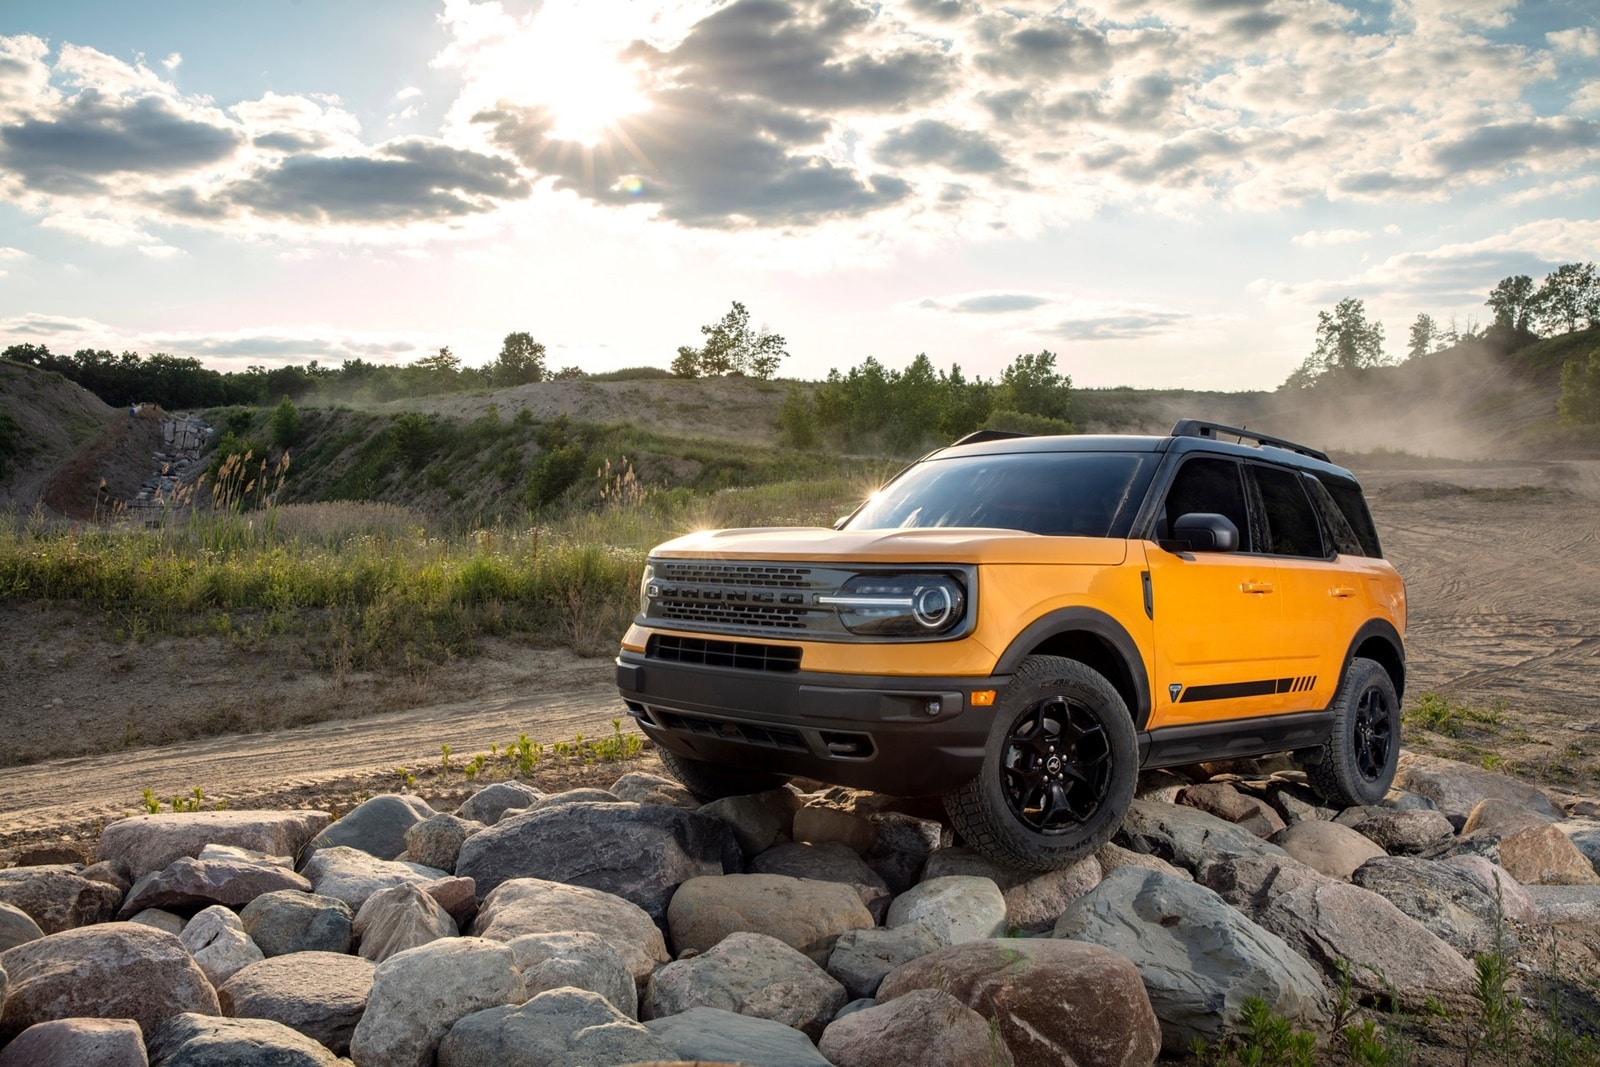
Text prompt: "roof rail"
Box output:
[[949, 429, 1032, 447], [1169, 419, 1330, 463]]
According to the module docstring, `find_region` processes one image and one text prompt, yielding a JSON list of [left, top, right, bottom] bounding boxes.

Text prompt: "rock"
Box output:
[[1522, 885, 1600, 925], [180, 905, 263, 986], [923, 848, 1102, 933], [645, 1005, 834, 1067], [352, 882, 455, 963], [0, 1017, 148, 1067], [1115, 799, 1289, 875], [197, 843, 293, 869], [457, 781, 545, 825], [349, 937, 524, 1067], [0, 865, 123, 933], [471, 877, 669, 984], [794, 806, 878, 853], [525, 787, 621, 811], [146, 1012, 339, 1066], [827, 924, 945, 1000], [645, 930, 848, 1039], [1337, 808, 1455, 854], [118, 855, 311, 918], [861, 812, 947, 894], [1269, 821, 1387, 879], [1095, 842, 1192, 882], [239, 891, 353, 956], [97, 811, 331, 881], [884, 875, 1007, 946], [1382, 788, 1439, 812], [439, 987, 675, 1067], [1350, 856, 1517, 956], [1393, 752, 1557, 821], [302, 794, 436, 862], [218, 951, 374, 1055], [668, 873, 874, 963], [1261, 780, 1337, 825], [878, 938, 1161, 1067], [610, 770, 702, 809], [13, 844, 85, 866], [402, 814, 483, 873], [79, 859, 133, 893], [506, 930, 638, 1018], [1463, 796, 1556, 835], [422, 875, 479, 926], [820, 987, 1015, 1067], [703, 789, 801, 857], [1053, 867, 1330, 1053], [128, 908, 188, 935], [748, 841, 891, 920], [0, 901, 45, 951], [1444, 822, 1600, 886], [0, 922, 220, 1041], [455, 801, 740, 926], [1178, 783, 1286, 837], [1440, 855, 1539, 923], [1557, 816, 1600, 875], [1199, 854, 1332, 915], [298, 845, 449, 910]]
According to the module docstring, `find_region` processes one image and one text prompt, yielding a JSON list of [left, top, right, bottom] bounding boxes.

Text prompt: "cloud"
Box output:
[[1291, 228, 1371, 247], [1429, 117, 1600, 173], [0, 245, 26, 259], [160, 52, 182, 72], [919, 291, 1052, 314], [40, 210, 172, 250], [395, 86, 424, 101], [0, 313, 432, 366], [1042, 309, 1192, 341], [877, 119, 1008, 174]]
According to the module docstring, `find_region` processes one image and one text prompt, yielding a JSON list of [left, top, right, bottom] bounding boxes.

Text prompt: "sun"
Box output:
[[516, 4, 649, 146]]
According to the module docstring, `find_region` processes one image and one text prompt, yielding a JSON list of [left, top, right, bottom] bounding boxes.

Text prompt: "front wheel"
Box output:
[[944, 656, 1137, 872], [656, 746, 788, 801], [1302, 657, 1401, 808]]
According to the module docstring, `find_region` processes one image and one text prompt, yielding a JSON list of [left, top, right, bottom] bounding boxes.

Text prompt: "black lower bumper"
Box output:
[[616, 653, 1005, 797]]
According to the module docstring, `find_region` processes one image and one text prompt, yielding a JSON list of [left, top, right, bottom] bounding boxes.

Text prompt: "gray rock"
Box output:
[[146, 1012, 339, 1066], [820, 987, 1017, 1067], [1199, 853, 1333, 916], [402, 813, 483, 873], [454, 800, 740, 926], [1337, 808, 1456, 854], [0, 865, 123, 933], [1436, 822, 1600, 886], [834, 997, 878, 1020], [1115, 799, 1290, 875], [923, 848, 1102, 933], [609, 770, 701, 809], [439, 987, 674, 1067], [470, 877, 669, 984], [525, 787, 620, 811], [1393, 752, 1557, 821], [0, 922, 220, 1041], [0, 901, 44, 951], [668, 873, 874, 963], [218, 951, 374, 1056], [298, 845, 448, 910], [303, 794, 436, 862], [1178, 783, 1286, 837], [422, 875, 479, 927], [239, 891, 352, 956], [1351, 856, 1516, 956], [1053, 867, 1330, 1053], [704, 789, 801, 857], [352, 882, 456, 963], [749, 841, 891, 920], [827, 924, 944, 1000], [861, 812, 947, 894], [645, 930, 848, 1039], [507, 930, 638, 1018], [97, 811, 331, 881], [645, 1005, 834, 1067], [128, 908, 188, 935], [118, 855, 311, 918], [1095, 842, 1192, 882], [1524, 885, 1600, 924], [884, 875, 1007, 946], [1383, 788, 1439, 811], [1261, 779, 1338, 824], [794, 805, 878, 853], [79, 859, 133, 893], [1269, 821, 1387, 879], [196, 843, 292, 868], [349, 936, 524, 1067], [1440, 855, 1539, 923], [180, 905, 263, 987], [456, 780, 545, 824], [0, 1017, 148, 1067], [1557, 816, 1600, 875]]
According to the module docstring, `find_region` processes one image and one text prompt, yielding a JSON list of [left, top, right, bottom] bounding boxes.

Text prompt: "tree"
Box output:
[[1559, 348, 1600, 425], [670, 346, 701, 379], [1407, 314, 1437, 360], [269, 397, 300, 449], [1286, 298, 1389, 387], [1486, 275, 1538, 333], [1533, 262, 1600, 336], [776, 384, 818, 449], [676, 302, 788, 380], [415, 346, 461, 373], [490, 332, 547, 387], [996, 350, 1072, 422]]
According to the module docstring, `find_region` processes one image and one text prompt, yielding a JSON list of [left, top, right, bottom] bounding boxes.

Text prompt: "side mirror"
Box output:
[[1172, 513, 1240, 553]]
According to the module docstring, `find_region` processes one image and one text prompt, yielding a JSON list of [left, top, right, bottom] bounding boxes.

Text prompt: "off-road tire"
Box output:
[[943, 655, 1137, 872], [656, 746, 788, 801], [1303, 656, 1401, 808]]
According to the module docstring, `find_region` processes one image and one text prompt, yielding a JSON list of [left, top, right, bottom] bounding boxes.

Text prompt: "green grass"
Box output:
[[1402, 692, 1507, 739]]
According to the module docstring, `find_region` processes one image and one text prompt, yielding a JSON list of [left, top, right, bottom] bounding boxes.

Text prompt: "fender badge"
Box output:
[[1169, 684, 1183, 702]]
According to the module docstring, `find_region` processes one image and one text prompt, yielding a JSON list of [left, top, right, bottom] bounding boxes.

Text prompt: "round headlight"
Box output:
[[912, 582, 959, 630]]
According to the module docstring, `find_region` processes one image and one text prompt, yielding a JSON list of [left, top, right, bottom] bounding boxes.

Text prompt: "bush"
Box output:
[[776, 384, 818, 449], [0, 411, 23, 480], [981, 409, 1075, 436], [524, 444, 589, 509], [1558, 347, 1600, 425], [270, 397, 300, 449], [391, 412, 440, 470]]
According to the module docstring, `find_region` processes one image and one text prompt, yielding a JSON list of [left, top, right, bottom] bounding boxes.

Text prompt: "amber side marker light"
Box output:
[[970, 690, 997, 707]]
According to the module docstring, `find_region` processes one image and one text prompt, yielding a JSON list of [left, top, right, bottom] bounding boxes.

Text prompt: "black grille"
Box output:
[[647, 635, 802, 673], [653, 710, 807, 751], [658, 601, 812, 630], [655, 563, 813, 588]]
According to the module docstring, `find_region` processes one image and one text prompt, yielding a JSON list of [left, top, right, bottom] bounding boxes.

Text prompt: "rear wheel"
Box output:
[[656, 746, 788, 801], [1303, 657, 1400, 808], [944, 655, 1137, 871]]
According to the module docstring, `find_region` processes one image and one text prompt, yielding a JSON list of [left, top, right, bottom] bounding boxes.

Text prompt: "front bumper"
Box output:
[[616, 650, 1007, 797]]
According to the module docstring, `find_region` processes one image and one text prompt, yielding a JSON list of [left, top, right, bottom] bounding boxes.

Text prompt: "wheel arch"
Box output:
[[994, 608, 1152, 729], [1344, 619, 1406, 701]]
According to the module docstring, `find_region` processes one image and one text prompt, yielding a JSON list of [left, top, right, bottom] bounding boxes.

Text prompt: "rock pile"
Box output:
[[2, 748, 1598, 1065]]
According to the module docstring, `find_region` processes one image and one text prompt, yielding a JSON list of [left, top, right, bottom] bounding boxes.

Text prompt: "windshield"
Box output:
[[846, 451, 1154, 538]]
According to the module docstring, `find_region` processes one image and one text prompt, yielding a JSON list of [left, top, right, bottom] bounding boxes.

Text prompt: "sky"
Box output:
[[0, 0, 1596, 391]]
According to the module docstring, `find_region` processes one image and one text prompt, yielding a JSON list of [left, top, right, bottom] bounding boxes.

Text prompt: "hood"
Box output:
[[649, 526, 1128, 566]]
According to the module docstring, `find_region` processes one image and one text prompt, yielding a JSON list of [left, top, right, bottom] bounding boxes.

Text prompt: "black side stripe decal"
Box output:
[[1179, 676, 1317, 703]]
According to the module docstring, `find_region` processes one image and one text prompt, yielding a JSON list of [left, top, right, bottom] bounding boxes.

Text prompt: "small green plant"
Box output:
[[1404, 692, 1506, 738], [439, 743, 453, 772], [394, 766, 417, 789], [141, 787, 160, 814], [464, 753, 487, 780], [512, 733, 543, 776], [1192, 997, 1316, 1067], [1466, 882, 1521, 1065]]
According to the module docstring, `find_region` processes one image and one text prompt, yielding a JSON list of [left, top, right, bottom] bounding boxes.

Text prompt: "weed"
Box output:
[[464, 753, 487, 780], [1403, 692, 1506, 738], [141, 787, 160, 814], [1192, 997, 1316, 1067], [439, 743, 453, 772], [394, 766, 417, 789]]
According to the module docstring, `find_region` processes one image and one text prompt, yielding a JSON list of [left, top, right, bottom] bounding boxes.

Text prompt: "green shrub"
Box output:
[[270, 397, 300, 449]]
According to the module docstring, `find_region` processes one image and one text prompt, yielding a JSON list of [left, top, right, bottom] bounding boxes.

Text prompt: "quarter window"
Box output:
[[1303, 475, 1365, 557]]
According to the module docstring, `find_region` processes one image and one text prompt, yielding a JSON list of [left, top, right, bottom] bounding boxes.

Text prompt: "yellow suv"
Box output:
[[616, 421, 1406, 870]]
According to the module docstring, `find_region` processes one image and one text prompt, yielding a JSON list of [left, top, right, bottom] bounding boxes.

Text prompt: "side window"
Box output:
[[1253, 465, 1326, 558], [1318, 475, 1383, 557], [1159, 457, 1250, 548], [1303, 474, 1364, 556]]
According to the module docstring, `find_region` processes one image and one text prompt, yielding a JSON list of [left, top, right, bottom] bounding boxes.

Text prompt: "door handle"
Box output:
[[1329, 586, 1356, 599], [1240, 582, 1275, 595]]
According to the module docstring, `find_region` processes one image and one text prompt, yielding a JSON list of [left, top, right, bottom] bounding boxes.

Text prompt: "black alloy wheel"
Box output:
[[1000, 694, 1113, 834]]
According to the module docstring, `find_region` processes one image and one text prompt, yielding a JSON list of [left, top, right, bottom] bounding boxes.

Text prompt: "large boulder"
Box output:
[[609, 770, 701, 809], [819, 988, 1016, 1067], [645, 930, 848, 1039], [0, 1018, 147, 1067], [1095, 842, 1192, 882], [1335, 808, 1456, 854], [748, 842, 891, 920], [794, 806, 878, 853], [239, 891, 352, 956], [826, 924, 944, 1000], [878, 938, 1160, 1067], [668, 874, 874, 963], [703, 790, 801, 857], [0, 923, 220, 1041], [0, 865, 123, 933], [884, 875, 1007, 946], [1443, 822, 1600, 886], [297, 846, 448, 910], [1053, 867, 1330, 1053], [506, 930, 638, 1018], [471, 877, 669, 984], [0, 901, 45, 951], [1351, 856, 1518, 956], [1269, 821, 1386, 880], [456, 781, 545, 825], [218, 951, 374, 1056], [645, 1005, 834, 1067], [455, 801, 741, 925], [922, 848, 1102, 933], [438, 987, 675, 1067], [118, 855, 311, 918], [861, 812, 948, 894], [1115, 799, 1289, 875], [349, 937, 524, 1067], [402, 814, 483, 873], [1177, 783, 1286, 837], [1393, 752, 1557, 821], [1441, 855, 1539, 923], [146, 1012, 339, 1066], [180, 905, 264, 987], [352, 882, 456, 963], [97, 811, 330, 881], [302, 794, 436, 862]]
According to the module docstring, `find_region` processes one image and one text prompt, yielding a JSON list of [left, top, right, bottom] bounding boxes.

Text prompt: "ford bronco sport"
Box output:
[[616, 421, 1406, 870]]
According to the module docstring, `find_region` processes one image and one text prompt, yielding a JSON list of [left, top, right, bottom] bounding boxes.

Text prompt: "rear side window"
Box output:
[[1318, 475, 1383, 557], [1302, 475, 1365, 557], [1253, 464, 1326, 558]]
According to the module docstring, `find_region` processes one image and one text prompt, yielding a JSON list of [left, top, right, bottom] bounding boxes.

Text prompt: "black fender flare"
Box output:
[[993, 607, 1154, 729], [1340, 618, 1407, 699]]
